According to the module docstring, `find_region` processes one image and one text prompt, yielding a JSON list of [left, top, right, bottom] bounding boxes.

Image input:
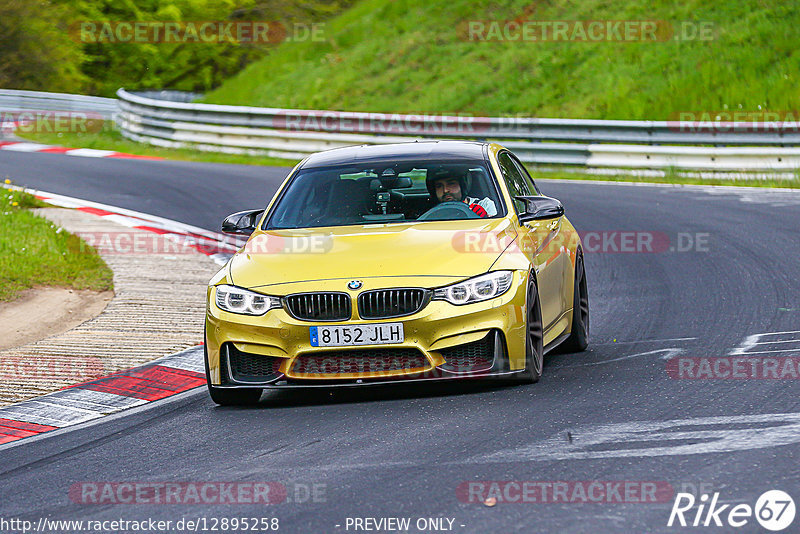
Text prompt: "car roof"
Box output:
[[299, 141, 489, 169]]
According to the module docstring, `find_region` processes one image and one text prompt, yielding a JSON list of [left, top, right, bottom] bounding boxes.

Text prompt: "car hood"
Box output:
[[229, 218, 518, 290]]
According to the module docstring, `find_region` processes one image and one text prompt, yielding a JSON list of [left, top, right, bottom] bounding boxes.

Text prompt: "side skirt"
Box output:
[[542, 308, 573, 355]]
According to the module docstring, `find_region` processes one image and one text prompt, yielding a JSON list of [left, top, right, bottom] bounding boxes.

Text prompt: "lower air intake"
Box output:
[[291, 349, 429, 376], [438, 333, 495, 373], [227, 344, 284, 383]]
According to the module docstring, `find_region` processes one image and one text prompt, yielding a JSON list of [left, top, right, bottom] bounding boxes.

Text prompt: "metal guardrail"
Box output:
[[0, 89, 118, 119], [3, 88, 798, 171], [115, 89, 800, 171], [586, 145, 800, 171]]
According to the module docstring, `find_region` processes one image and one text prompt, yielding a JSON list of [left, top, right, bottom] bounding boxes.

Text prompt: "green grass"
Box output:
[[0, 188, 114, 302], [203, 0, 797, 120], [17, 124, 298, 168]]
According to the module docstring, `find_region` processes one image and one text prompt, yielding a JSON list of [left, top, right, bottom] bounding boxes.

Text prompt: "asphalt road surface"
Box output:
[[1, 149, 799, 533]]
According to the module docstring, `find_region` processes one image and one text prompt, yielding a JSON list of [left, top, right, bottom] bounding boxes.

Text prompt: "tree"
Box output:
[[0, 0, 86, 92], [1, 0, 356, 96]]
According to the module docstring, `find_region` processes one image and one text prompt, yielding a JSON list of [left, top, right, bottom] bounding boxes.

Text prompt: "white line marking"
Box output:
[[730, 333, 762, 355], [65, 148, 117, 158], [155, 346, 205, 374], [731, 331, 800, 355], [594, 337, 697, 346], [0, 388, 148, 428], [1, 142, 51, 152], [101, 214, 147, 228], [33, 401, 105, 417], [553, 348, 685, 369], [750, 330, 800, 337], [0, 401, 105, 427], [44, 388, 148, 412], [7, 185, 243, 246], [728, 348, 800, 355], [470, 412, 800, 462], [31, 196, 75, 209], [0, 388, 202, 452]]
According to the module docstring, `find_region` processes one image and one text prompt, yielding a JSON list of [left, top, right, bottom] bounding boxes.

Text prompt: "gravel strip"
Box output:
[[0, 208, 220, 405]]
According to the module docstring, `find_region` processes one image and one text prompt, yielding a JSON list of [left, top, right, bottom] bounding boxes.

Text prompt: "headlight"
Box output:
[[215, 285, 281, 315], [432, 271, 514, 305]]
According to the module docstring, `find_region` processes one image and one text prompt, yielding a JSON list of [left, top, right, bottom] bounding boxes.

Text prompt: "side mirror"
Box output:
[[221, 209, 264, 236], [515, 196, 564, 223]]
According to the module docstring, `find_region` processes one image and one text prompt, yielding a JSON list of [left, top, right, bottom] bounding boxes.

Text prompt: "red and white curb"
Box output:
[[0, 188, 245, 446], [5, 185, 244, 265], [1, 121, 19, 134], [0, 140, 162, 160], [0, 346, 207, 445]]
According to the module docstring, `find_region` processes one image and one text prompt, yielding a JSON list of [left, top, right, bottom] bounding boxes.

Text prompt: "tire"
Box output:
[[512, 276, 544, 384], [204, 343, 262, 406], [559, 252, 589, 353]]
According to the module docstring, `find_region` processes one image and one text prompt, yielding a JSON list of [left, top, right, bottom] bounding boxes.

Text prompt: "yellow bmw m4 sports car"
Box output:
[[205, 141, 588, 405]]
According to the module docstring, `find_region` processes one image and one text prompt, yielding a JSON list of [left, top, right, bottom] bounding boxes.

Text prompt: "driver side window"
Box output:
[[497, 152, 531, 214]]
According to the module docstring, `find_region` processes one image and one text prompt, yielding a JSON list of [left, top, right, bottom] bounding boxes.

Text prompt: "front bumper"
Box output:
[[205, 271, 529, 387]]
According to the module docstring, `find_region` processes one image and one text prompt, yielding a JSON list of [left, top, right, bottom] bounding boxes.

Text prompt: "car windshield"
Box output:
[[266, 159, 504, 230]]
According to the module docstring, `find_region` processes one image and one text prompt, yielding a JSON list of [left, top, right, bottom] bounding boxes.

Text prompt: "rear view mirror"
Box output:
[[515, 196, 564, 223], [221, 209, 264, 235], [370, 176, 413, 191], [393, 176, 413, 188]]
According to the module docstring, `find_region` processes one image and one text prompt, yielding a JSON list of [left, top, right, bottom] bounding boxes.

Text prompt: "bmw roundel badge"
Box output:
[[347, 280, 363, 290]]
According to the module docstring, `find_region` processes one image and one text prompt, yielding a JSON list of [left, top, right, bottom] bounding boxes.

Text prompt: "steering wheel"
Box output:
[[417, 201, 481, 221]]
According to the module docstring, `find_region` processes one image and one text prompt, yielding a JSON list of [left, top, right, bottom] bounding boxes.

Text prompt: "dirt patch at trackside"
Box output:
[[0, 287, 113, 350]]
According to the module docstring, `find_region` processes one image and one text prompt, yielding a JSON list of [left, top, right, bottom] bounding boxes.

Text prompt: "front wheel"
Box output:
[[512, 277, 544, 384], [204, 344, 262, 406]]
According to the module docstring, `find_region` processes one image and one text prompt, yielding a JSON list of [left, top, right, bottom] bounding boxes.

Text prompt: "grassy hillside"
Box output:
[[204, 0, 797, 119]]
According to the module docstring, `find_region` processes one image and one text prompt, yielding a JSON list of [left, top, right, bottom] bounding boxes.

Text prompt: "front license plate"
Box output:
[[309, 323, 404, 347]]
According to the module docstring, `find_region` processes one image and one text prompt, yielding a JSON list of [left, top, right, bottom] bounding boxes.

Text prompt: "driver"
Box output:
[[426, 170, 497, 218]]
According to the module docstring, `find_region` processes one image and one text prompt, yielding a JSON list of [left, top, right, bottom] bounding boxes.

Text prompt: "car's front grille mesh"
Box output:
[[227, 345, 284, 383], [439, 334, 495, 373], [285, 292, 351, 321], [291, 349, 428, 376], [358, 289, 426, 319]]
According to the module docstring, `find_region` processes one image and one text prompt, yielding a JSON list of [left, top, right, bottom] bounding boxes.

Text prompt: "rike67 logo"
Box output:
[[668, 490, 795, 531]]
